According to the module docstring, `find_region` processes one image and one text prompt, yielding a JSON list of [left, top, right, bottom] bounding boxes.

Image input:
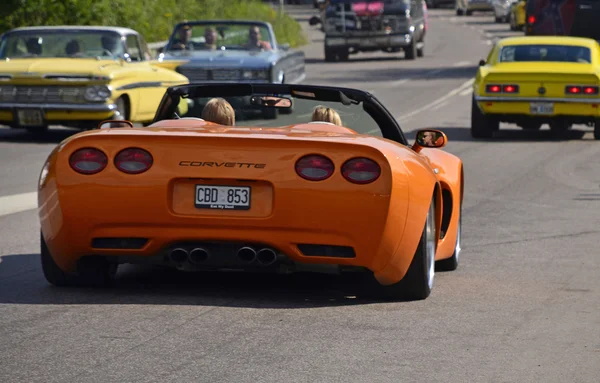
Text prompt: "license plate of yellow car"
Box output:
[[17, 109, 44, 126], [529, 102, 554, 115]]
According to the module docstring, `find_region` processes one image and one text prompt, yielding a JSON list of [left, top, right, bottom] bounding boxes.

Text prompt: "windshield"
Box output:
[[0, 30, 124, 60], [157, 85, 397, 139], [179, 95, 383, 137], [165, 23, 274, 53], [499, 44, 592, 63]]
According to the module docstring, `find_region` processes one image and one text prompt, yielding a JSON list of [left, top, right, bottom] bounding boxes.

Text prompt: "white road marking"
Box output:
[[394, 78, 474, 122], [388, 67, 458, 87], [453, 61, 471, 67], [366, 78, 475, 134], [485, 40, 493, 45], [0, 192, 37, 217], [485, 33, 493, 38], [459, 87, 473, 96], [430, 100, 449, 111]]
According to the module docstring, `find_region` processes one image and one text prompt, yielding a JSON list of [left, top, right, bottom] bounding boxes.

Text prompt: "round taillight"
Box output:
[[114, 148, 153, 174], [69, 148, 108, 175], [341, 157, 381, 184], [295, 154, 334, 181]]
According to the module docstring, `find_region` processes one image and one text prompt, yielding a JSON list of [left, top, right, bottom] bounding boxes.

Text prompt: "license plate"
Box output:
[[17, 109, 44, 126], [529, 102, 554, 115], [195, 185, 251, 210]]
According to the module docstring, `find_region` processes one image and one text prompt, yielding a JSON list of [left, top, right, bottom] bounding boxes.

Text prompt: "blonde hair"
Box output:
[[311, 105, 342, 126], [201, 97, 235, 125]]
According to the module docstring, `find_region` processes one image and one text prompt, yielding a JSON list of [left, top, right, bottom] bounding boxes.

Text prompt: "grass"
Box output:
[[0, 0, 308, 48]]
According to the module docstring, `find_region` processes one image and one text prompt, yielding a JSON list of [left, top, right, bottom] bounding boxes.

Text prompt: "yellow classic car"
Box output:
[[508, 0, 526, 31], [472, 36, 600, 139], [0, 26, 189, 132]]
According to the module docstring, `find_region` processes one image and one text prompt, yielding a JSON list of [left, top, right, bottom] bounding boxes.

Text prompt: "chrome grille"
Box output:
[[0, 86, 87, 104], [178, 68, 246, 82]]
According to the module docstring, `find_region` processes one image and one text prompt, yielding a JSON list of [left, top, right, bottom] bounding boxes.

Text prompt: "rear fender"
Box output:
[[373, 154, 440, 285], [419, 148, 463, 261]]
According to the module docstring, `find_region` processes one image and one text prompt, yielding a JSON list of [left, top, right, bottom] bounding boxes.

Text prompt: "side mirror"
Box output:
[[412, 129, 447, 151], [98, 120, 134, 129], [309, 16, 322, 26], [280, 43, 290, 51], [478, 59, 486, 66]]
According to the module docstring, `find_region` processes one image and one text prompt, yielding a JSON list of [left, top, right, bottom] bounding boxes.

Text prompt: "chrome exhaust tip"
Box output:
[[236, 246, 257, 263], [256, 248, 278, 266], [189, 248, 210, 264], [169, 248, 189, 263]]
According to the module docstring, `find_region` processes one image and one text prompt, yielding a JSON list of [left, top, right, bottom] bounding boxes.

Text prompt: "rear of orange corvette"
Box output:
[[38, 122, 459, 300]]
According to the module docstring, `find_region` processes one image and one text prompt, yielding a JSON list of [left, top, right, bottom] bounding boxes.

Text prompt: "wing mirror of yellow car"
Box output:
[[412, 129, 447, 152], [98, 120, 134, 129], [478, 59, 486, 66]]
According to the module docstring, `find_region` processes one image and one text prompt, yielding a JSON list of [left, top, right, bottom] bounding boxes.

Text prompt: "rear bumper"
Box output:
[[325, 33, 414, 49], [39, 178, 416, 285], [475, 96, 600, 122]]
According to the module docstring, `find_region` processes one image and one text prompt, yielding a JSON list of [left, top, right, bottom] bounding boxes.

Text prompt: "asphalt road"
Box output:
[[1, 6, 599, 383]]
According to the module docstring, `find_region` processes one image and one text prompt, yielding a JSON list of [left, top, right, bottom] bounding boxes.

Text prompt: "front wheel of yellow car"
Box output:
[[471, 95, 497, 138], [40, 231, 117, 287], [113, 96, 129, 120], [594, 119, 600, 139]]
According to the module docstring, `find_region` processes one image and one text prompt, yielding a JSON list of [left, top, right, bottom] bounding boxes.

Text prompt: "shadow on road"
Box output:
[[329, 65, 478, 82], [421, 126, 590, 142], [0, 128, 76, 144], [0, 254, 420, 308]]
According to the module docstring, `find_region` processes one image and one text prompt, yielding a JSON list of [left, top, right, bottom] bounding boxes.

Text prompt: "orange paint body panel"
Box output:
[[38, 121, 462, 286]]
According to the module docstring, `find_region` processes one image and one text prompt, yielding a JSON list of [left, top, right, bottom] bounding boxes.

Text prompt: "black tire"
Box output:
[[324, 46, 337, 62], [471, 95, 497, 138], [436, 202, 461, 272], [456, 9, 464, 16], [521, 122, 542, 130], [417, 39, 424, 57], [405, 40, 417, 60], [549, 120, 570, 139], [373, 197, 437, 301], [113, 96, 128, 120], [40, 231, 117, 287], [41, 232, 71, 286], [594, 119, 600, 139]]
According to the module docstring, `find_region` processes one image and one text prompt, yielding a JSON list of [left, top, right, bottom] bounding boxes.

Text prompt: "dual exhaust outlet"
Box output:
[[168, 246, 278, 267]]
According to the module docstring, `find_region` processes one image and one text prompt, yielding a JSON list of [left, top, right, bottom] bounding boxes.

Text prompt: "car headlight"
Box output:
[[84, 85, 112, 102], [242, 70, 269, 80]]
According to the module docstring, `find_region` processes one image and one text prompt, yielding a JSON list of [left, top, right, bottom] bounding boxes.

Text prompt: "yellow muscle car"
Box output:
[[472, 36, 600, 140], [0, 26, 189, 133]]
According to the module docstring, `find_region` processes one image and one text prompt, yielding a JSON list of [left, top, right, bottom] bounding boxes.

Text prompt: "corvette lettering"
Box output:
[[179, 161, 266, 168]]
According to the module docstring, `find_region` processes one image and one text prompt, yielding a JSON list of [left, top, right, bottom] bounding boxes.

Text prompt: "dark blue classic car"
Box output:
[[157, 20, 306, 85]]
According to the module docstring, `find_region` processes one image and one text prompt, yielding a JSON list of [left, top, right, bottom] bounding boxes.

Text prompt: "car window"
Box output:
[[125, 34, 142, 61], [499, 44, 592, 63]]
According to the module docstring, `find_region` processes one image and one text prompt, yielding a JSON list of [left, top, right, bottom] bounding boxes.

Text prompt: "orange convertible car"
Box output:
[[37, 83, 464, 300]]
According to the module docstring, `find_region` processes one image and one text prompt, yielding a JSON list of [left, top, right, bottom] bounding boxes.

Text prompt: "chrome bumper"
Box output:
[[0, 103, 117, 112], [326, 34, 412, 48]]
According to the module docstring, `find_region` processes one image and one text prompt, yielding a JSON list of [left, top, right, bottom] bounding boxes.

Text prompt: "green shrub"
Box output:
[[0, 0, 307, 47]]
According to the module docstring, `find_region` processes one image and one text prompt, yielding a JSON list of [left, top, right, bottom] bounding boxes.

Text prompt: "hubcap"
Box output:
[[455, 211, 462, 261], [425, 202, 436, 289]]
